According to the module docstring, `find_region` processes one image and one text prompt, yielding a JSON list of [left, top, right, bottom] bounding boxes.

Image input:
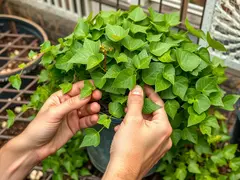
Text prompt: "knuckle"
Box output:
[[129, 97, 143, 105], [67, 97, 77, 106]]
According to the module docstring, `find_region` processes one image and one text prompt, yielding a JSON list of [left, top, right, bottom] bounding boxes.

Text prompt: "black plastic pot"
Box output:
[[0, 14, 48, 82], [87, 118, 158, 177]]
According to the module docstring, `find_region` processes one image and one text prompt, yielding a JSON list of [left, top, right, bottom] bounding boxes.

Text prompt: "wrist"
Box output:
[[103, 156, 142, 180], [0, 134, 39, 180]]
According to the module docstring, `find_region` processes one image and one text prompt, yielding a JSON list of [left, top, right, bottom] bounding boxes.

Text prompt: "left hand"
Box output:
[[21, 80, 102, 161]]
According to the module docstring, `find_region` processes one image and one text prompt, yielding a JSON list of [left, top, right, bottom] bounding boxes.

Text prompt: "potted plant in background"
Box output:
[[0, 14, 48, 83], [7, 6, 240, 180]]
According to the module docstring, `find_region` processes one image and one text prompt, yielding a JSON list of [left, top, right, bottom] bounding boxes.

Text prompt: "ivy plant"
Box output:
[[7, 6, 240, 179]]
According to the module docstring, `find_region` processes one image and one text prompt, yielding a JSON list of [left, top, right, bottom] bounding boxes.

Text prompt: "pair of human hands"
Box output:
[[0, 81, 172, 180]]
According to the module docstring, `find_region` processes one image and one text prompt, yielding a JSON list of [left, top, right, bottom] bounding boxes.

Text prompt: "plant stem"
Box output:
[[104, 52, 107, 72], [98, 126, 105, 133]]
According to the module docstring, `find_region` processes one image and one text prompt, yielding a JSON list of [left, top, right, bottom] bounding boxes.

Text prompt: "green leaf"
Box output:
[[165, 100, 180, 119], [52, 173, 63, 180], [194, 137, 212, 155], [7, 109, 15, 128], [90, 71, 106, 89], [9, 74, 21, 90], [230, 157, 240, 171], [211, 150, 227, 166], [193, 94, 211, 114], [188, 106, 206, 127], [40, 40, 51, 53], [63, 160, 73, 174], [146, 33, 162, 42], [160, 87, 176, 100], [102, 79, 126, 95], [223, 144, 238, 160], [109, 102, 124, 118], [142, 62, 165, 85], [150, 42, 177, 57], [196, 76, 218, 96], [133, 49, 151, 69], [59, 82, 72, 94], [164, 12, 180, 26], [181, 127, 198, 144], [122, 35, 146, 51], [176, 49, 202, 72], [86, 53, 104, 70], [110, 94, 127, 104], [55, 51, 73, 72], [71, 171, 78, 180], [171, 129, 182, 146], [151, 22, 170, 33], [214, 110, 227, 120], [158, 50, 175, 63], [172, 76, 188, 99], [41, 52, 54, 66], [130, 23, 148, 34], [212, 56, 226, 68], [142, 98, 161, 114], [115, 53, 128, 63], [80, 128, 100, 148], [188, 161, 201, 174], [128, 7, 147, 22], [28, 50, 38, 60], [98, 114, 111, 129], [197, 47, 210, 63], [80, 80, 96, 98], [155, 73, 171, 92], [163, 64, 175, 84], [112, 68, 136, 90], [207, 32, 226, 51], [68, 48, 93, 64], [83, 39, 100, 54], [182, 42, 199, 52], [185, 19, 205, 39], [191, 59, 208, 76], [171, 111, 183, 128], [103, 64, 121, 79], [175, 163, 187, 180], [74, 19, 89, 39], [222, 94, 240, 111], [209, 91, 224, 107], [148, 7, 164, 22], [106, 24, 129, 42]]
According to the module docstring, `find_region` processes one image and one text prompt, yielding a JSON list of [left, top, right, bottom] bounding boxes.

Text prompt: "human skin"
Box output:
[[0, 82, 172, 180]]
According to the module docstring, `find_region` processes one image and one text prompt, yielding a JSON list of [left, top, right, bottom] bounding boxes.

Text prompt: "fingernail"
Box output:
[[132, 85, 143, 95]]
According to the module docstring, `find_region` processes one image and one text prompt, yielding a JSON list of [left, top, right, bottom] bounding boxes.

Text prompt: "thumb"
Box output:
[[125, 85, 144, 122]]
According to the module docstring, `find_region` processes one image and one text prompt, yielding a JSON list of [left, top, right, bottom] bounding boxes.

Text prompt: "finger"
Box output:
[[53, 95, 91, 118], [91, 90, 102, 101], [114, 125, 120, 132], [79, 114, 99, 129], [125, 85, 144, 122], [78, 102, 101, 117]]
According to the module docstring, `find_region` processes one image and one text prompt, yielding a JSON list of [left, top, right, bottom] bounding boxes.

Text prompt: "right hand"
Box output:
[[103, 85, 172, 180]]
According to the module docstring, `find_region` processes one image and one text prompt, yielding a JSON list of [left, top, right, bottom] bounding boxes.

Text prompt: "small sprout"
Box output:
[[18, 63, 26, 69]]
